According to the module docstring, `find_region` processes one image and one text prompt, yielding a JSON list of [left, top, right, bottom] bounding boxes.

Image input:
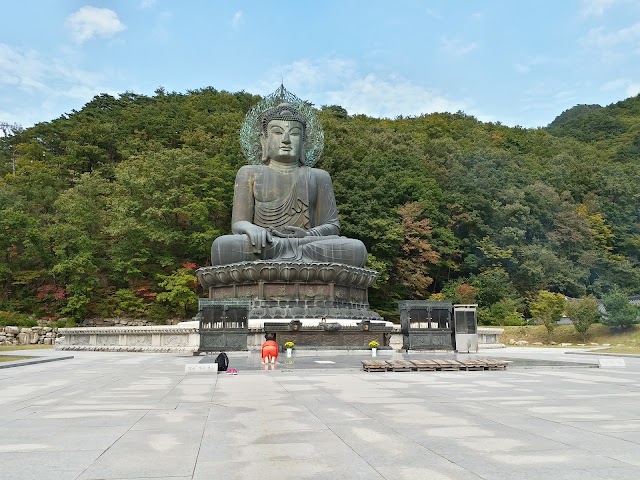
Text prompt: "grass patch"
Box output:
[[0, 345, 53, 351], [0, 355, 35, 362], [596, 346, 640, 355], [499, 324, 640, 347]]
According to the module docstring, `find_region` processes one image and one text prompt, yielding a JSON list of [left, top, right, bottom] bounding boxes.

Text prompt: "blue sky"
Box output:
[[2, 0, 640, 129]]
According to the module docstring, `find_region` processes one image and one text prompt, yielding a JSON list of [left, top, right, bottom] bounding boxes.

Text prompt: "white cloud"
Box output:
[[152, 11, 172, 42], [602, 78, 628, 91], [0, 43, 117, 126], [626, 83, 640, 96], [0, 109, 25, 128], [441, 37, 479, 57], [0, 44, 48, 91], [66, 6, 126, 44], [232, 11, 243, 29], [140, 0, 157, 8], [584, 22, 640, 49], [279, 59, 356, 89], [518, 82, 579, 124], [0, 43, 106, 97], [513, 55, 552, 75], [424, 8, 442, 20], [580, 0, 615, 17], [326, 74, 465, 118], [252, 58, 466, 119], [602, 78, 640, 97]]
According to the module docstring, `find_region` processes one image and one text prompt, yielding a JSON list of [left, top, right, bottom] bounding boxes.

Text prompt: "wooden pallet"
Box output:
[[385, 360, 415, 372], [457, 360, 487, 371], [432, 359, 462, 371], [483, 359, 509, 370], [362, 358, 508, 372], [361, 360, 389, 372], [409, 359, 439, 371]]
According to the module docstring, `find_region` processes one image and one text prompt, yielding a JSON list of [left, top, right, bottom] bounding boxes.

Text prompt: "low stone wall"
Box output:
[[478, 327, 505, 349], [56, 325, 200, 353], [1, 326, 62, 346], [10, 324, 503, 352]]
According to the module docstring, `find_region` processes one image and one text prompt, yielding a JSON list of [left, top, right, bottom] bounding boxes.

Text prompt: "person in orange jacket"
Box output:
[[261, 334, 278, 364]]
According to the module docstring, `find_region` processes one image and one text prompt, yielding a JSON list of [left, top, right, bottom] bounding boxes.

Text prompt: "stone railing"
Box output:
[[1, 326, 61, 346], [56, 325, 200, 353]]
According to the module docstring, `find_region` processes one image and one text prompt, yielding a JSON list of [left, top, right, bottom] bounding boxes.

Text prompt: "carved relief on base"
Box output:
[[97, 335, 119, 346], [163, 335, 188, 347], [70, 334, 90, 345], [128, 335, 152, 346]]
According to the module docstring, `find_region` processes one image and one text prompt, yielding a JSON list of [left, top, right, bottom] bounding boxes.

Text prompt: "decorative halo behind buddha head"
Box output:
[[240, 85, 324, 167]]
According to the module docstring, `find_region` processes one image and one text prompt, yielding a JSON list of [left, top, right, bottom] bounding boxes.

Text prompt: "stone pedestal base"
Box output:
[[195, 261, 386, 349], [196, 261, 382, 322]]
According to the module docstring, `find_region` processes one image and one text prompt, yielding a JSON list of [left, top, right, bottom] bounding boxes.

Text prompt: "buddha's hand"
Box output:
[[270, 226, 307, 238], [236, 223, 273, 254]]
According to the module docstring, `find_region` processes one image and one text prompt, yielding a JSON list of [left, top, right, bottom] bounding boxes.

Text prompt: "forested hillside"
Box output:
[[2, 88, 640, 323]]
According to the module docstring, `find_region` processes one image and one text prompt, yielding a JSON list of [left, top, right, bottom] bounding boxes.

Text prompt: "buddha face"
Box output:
[[262, 119, 304, 164]]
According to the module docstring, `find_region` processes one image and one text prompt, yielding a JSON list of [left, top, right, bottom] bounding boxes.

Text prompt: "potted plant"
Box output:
[[368, 340, 379, 357], [284, 341, 294, 357]]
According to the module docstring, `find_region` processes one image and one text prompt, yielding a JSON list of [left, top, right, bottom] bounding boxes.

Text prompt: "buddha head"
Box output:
[[260, 103, 307, 165]]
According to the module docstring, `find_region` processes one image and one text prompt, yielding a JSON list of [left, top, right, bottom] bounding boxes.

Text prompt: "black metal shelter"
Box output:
[[398, 300, 455, 350], [197, 299, 250, 353]]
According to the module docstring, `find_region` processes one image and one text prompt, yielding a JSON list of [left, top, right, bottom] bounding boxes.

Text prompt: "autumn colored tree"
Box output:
[[392, 202, 440, 298], [454, 284, 477, 304]]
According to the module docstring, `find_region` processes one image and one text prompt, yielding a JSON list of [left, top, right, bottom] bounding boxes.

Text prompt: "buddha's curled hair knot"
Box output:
[[261, 103, 307, 135]]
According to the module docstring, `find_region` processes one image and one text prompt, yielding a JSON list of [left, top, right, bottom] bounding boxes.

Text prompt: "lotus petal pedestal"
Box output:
[[196, 261, 382, 322]]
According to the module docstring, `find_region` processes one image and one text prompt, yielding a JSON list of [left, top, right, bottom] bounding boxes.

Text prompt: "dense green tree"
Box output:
[[478, 298, 525, 326], [601, 287, 640, 330], [565, 296, 601, 342], [3, 89, 640, 321], [156, 263, 199, 318], [530, 291, 566, 342]]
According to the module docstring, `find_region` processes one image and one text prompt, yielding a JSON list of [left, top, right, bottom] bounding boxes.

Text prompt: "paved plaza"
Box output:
[[1, 348, 640, 480]]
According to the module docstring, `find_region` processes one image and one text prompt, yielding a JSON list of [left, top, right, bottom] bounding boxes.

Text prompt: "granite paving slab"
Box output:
[[1, 348, 640, 479]]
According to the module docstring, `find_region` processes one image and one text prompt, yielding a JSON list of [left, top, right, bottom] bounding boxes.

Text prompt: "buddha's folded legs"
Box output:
[[211, 234, 367, 267], [299, 238, 367, 267]]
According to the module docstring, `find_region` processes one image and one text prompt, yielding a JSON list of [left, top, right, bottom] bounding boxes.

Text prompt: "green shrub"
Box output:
[[155, 265, 199, 318], [0, 312, 38, 327], [115, 289, 149, 317]]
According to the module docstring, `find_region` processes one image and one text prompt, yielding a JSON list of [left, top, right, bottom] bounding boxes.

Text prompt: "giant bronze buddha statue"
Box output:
[[197, 87, 384, 331], [211, 98, 367, 267]]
